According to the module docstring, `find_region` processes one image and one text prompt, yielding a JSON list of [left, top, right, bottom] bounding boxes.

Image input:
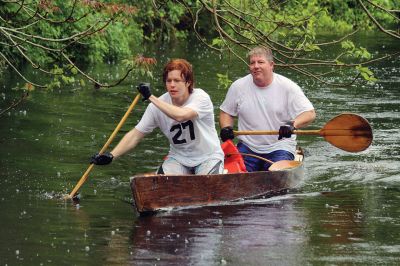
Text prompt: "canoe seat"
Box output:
[[221, 140, 247, 173]]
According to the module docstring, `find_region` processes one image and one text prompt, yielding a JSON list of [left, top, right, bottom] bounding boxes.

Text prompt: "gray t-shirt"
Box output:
[[220, 73, 314, 155], [136, 88, 224, 167]]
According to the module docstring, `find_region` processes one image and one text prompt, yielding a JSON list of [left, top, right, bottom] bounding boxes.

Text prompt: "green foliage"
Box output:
[[200, 0, 398, 45], [0, 59, 6, 77], [341, 40, 356, 50], [212, 38, 225, 48], [47, 65, 79, 90], [280, 0, 399, 33], [1, 1, 142, 68], [356, 65, 377, 82], [134, 0, 189, 41], [1, 0, 398, 88], [304, 43, 322, 52], [216, 73, 232, 90], [341, 41, 372, 60]]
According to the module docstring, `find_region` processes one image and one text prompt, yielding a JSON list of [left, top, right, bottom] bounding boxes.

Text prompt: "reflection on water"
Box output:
[[0, 34, 399, 265], [129, 199, 309, 265]]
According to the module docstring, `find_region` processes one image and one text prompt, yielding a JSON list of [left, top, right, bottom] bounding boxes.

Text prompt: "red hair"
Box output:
[[162, 59, 194, 94]]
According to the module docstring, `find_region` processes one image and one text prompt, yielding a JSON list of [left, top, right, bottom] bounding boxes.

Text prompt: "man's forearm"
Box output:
[[111, 128, 145, 158], [293, 110, 316, 129]]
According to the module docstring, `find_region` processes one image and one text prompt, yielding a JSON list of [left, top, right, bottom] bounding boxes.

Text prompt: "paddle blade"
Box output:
[[268, 160, 301, 171], [321, 113, 373, 152]]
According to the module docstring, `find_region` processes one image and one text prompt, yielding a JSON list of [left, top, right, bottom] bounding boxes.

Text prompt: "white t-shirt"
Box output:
[[136, 88, 224, 167], [220, 73, 314, 155]]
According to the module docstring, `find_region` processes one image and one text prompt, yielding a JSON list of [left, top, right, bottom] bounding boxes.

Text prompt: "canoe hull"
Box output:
[[130, 164, 304, 214]]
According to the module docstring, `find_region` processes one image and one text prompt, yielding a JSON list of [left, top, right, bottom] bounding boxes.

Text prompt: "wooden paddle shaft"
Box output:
[[235, 129, 370, 136], [68, 94, 141, 198], [226, 152, 274, 164], [235, 130, 320, 136]]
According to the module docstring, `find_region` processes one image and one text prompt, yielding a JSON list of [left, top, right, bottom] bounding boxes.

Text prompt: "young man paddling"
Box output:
[[219, 46, 316, 172], [91, 59, 224, 175]]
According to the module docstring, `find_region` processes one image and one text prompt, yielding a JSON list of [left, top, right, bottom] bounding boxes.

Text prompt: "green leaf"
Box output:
[[216, 73, 232, 89], [354, 47, 372, 59], [304, 43, 321, 51], [71, 67, 78, 75], [212, 38, 224, 48], [341, 40, 355, 50], [335, 60, 344, 65], [356, 65, 377, 82]]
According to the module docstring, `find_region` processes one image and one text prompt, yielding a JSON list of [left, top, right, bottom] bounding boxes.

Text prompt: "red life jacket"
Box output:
[[221, 140, 247, 173]]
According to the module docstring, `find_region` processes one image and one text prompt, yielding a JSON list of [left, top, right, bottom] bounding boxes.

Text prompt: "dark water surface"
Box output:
[[1, 35, 399, 265]]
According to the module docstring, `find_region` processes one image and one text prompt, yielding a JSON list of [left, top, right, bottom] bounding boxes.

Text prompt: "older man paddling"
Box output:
[[219, 46, 316, 172]]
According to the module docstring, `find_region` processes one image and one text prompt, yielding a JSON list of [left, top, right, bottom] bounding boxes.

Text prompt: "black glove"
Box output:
[[220, 126, 235, 142], [278, 121, 296, 140], [137, 82, 152, 101], [90, 152, 114, 165]]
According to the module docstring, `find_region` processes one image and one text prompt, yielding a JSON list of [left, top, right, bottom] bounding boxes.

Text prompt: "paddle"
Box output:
[[65, 94, 141, 199], [234, 113, 373, 152], [226, 152, 301, 171]]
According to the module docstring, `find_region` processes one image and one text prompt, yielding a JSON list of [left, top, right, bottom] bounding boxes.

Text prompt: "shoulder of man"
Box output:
[[158, 91, 172, 102], [229, 74, 252, 90], [193, 88, 211, 97], [192, 87, 205, 94], [273, 73, 301, 89], [234, 74, 252, 84]]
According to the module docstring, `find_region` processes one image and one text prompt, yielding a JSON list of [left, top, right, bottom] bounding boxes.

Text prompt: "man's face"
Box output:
[[165, 69, 190, 102], [249, 54, 274, 87]]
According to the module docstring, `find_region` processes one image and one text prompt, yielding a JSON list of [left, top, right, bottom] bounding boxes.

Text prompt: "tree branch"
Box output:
[[0, 91, 29, 117], [358, 0, 399, 39]]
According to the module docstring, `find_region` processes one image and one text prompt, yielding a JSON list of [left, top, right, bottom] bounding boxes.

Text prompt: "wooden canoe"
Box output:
[[130, 151, 304, 215]]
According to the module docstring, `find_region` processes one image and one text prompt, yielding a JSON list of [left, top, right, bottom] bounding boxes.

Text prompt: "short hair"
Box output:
[[247, 47, 274, 62], [162, 59, 194, 94]]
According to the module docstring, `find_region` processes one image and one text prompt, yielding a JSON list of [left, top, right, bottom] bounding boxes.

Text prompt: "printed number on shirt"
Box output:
[[170, 120, 195, 144]]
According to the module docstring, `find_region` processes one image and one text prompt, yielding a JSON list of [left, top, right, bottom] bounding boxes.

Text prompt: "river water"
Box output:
[[1, 35, 399, 265]]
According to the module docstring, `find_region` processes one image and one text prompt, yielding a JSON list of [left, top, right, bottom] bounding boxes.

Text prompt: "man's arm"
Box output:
[[148, 95, 197, 122], [137, 83, 197, 122], [219, 110, 235, 128], [293, 110, 316, 129], [278, 110, 316, 140], [219, 110, 236, 142], [111, 128, 146, 159]]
